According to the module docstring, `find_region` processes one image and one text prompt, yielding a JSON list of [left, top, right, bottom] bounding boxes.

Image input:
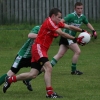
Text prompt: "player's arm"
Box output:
[[86, 23, 97, 39], [55, 28, 84, 44], [28, 25, 40, 39], [56, 28, 84, 44], [64, 24, 84, 32], [86, 23, 94, 30], [28, 33, 38, 39], [83, 16, 94, 30], [59, 21, 84, 32], [61, 14, 85, 32], [55, 28, 75, 39], [83, 16, 97, 39]]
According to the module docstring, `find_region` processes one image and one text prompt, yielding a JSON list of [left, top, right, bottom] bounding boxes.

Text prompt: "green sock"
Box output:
[[71, 63, 76, 72], [50, 58, 57, 67], [0, 74, 7, 85]]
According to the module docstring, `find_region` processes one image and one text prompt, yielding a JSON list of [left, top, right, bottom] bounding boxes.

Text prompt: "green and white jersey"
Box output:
[[17, 25, 40, 58], [63, 11, 88, 36]]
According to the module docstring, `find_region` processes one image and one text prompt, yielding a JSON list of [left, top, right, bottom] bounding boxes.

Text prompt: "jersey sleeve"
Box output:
[[82, 16, 89, 24], [58, 22, 65, 28], [30, 26, 40, 34]]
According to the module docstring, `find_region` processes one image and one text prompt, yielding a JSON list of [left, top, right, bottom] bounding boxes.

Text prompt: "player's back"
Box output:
[[17, 38, 33, 58]]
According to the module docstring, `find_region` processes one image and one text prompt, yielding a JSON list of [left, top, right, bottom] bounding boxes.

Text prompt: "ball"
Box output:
[[78, 32, 91, 44]]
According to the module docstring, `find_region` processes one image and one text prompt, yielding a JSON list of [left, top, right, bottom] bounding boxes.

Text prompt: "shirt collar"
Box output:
[[74, 11, 83, 18]]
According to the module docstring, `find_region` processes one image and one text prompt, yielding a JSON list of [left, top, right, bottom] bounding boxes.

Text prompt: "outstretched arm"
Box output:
[[86, 23, 97, 39], [86, 23, 94, 30], [64, 24, 84, 32], [61, 18, 85, 32], [55, 28, 75, 40], [55, 28, 85, 45]]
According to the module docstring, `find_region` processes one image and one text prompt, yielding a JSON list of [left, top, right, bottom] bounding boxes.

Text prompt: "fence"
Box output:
[[0, 0, 100, 24]]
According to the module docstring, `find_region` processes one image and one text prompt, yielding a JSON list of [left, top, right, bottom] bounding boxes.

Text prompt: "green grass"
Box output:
[[0, 23, 100, 100]]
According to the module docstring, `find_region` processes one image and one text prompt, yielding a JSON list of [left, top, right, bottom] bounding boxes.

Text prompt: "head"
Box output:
[[49, 8, 62, 24], [74, 2, 83, 16]]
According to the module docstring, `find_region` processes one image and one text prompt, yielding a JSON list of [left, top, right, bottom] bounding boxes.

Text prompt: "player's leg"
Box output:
[[3, 67, 39, 93], [3, 46, 42, 93], [51, 44, 68, 67], [2, 68, 20, 93], [31, 44, 62, 98], [40, 58, 62, 98], [69, 43, 83, 75], [51, 37, 69, 67], [19, 57, 33, 91], [1, 55, 33, 91], [0, 55, 20, 86], [0, 74, 8, 85], [0, 69, 19, 86]]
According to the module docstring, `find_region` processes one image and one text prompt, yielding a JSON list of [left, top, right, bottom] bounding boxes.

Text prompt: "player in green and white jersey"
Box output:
[[51, 2, 97, 75], [0, 25, 40, 91]]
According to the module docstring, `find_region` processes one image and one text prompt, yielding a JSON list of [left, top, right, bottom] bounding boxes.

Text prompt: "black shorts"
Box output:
[[10, 55, 31, 74], [31, 57, 49, 71], [59, 36, 69, 46]]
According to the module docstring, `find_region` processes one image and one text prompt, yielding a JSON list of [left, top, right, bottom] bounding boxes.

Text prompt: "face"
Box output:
[[75, 5, 83, 16], [51, 12, 62, 24]]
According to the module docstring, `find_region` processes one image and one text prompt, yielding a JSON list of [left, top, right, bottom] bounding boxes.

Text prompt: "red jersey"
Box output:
[[35, 17, 65, 50]]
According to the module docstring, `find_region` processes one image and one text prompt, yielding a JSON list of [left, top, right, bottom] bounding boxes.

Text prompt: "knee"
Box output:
[[48, 66, 52, 72], [76, 50, 81, 55], [32, 75, 37, 79], [46, 66, 52, 73], [29, 72, 37, 79]]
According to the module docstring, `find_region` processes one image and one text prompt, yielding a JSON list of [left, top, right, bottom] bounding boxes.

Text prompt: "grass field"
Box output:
[[0, 23, 100, 100]]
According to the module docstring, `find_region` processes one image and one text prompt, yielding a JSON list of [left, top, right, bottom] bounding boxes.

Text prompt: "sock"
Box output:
[[25, 79, 32, 82], [0, 74, 7, 85], [50, 58, 57, 67], [8, 76, 17, 83], [71, 63, 76, 72], [46, 86, 54, 95]]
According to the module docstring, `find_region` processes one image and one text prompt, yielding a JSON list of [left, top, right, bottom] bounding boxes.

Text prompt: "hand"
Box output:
[[81, 29, 87, 32], [78, 41, 86, 46], [92, 30, 97, 39], [73, 36, 86, 46], [77, 36, 86, 46]]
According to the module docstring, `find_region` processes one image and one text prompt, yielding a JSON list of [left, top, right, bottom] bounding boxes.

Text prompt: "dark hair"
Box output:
[[75, 2, 83, 8], [49, 8, 61, 17]]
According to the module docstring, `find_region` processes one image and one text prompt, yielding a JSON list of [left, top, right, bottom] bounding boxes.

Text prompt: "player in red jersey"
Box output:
[[3, 8, 85, 98]]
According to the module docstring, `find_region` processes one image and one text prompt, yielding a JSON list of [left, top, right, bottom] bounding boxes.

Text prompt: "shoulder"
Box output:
[[69, 12, 77, 17], [30, 25, 40, 33], [81, 14, 87, 19], [33, 25, 40, 29], [64, 12, 76, 20], [31, 25, 40, 31]]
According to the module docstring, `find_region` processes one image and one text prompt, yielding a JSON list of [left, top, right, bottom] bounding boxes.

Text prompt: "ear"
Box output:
[[51, 14, 55, 19], [51, 14, 55, 17]]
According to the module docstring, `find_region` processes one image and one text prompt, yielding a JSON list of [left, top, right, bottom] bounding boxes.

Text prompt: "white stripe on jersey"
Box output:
[[37, 44, 43, 58], [48, 17, 58, 29]]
